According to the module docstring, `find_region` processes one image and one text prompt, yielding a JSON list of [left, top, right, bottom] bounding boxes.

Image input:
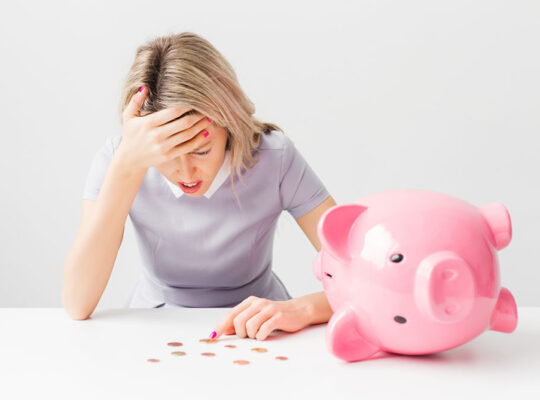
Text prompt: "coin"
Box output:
[[275, 356, 288, 361], [167, 342, 183, 347], [171, 351, 186, 356], [233, 360, 250, 365], [224, 344, 237, 349], [147, 358, 160, 363], [201, 352, 215, 357], [199, 338, 217, 344], [250, 347, 268, 353]]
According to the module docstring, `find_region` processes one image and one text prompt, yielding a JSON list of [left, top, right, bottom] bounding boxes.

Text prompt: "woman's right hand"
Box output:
[[117, 86, 213, 171]]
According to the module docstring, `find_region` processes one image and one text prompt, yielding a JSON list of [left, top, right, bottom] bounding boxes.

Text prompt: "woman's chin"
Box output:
[[186, 192, 205, 197]]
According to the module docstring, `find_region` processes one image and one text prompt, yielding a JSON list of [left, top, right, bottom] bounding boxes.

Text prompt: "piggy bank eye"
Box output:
[[390, 253, 404, 263]]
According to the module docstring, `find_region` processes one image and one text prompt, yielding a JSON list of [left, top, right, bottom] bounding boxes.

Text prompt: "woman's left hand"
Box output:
[[209, 295, 312, 341]]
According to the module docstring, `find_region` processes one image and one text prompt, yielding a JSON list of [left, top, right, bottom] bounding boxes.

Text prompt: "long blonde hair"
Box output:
[[118, 31, 283, 207]]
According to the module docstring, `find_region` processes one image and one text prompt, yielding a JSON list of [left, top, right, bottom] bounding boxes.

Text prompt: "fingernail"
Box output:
[[138, 86, 145, 93], [203, 131, 210, 138], [207, 117, 212, 123], [209, 331, 217, 339]]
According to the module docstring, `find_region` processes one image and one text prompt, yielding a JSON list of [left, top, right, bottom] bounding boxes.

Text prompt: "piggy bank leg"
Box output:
[[327, 305, 380, 362], [489, 287, 518, 333]]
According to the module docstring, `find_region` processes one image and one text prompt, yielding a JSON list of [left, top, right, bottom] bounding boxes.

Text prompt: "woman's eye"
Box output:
[[194, 150, 210, 156]]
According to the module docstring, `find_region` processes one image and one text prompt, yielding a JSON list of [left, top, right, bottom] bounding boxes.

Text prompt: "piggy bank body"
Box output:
[[313, 190, 517, 362]]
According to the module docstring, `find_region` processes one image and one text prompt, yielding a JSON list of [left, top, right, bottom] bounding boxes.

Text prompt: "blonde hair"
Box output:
[[117, 32, 283, 207]]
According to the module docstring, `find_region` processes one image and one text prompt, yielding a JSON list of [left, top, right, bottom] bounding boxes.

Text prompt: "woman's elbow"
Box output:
[[61, 288, 93, 320]]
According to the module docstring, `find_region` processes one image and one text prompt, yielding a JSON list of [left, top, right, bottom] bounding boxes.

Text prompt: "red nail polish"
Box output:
[[138, 86, 144, 93], [204, 131, 210, 138], [207, 117, 212, 123], [210, 331, 217, 339]]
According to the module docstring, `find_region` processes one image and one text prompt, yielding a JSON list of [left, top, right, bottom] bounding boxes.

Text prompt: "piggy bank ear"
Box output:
[[415, 251, 476, 323], [478, 203, 512, 250], [317, 204, 367, 263]]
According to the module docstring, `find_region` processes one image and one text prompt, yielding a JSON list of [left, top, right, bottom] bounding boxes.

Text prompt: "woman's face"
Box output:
[[156, 123, 229, 197]]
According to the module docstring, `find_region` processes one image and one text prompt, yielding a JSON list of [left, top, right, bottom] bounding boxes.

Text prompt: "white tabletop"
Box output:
[[1, 307, 539, 400]]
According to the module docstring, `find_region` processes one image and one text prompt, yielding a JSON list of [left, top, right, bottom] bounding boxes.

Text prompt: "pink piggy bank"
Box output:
[[313, 190, 517, 362]]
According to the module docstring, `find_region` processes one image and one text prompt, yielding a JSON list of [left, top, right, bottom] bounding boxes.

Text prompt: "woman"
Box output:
[[62, 32, 336, 341]]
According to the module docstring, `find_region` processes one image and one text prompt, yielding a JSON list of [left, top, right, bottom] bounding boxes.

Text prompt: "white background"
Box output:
[[0, 0, 538, 307]]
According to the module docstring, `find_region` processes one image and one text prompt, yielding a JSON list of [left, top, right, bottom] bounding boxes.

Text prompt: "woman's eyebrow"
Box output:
[[192, 141, 212, 152]]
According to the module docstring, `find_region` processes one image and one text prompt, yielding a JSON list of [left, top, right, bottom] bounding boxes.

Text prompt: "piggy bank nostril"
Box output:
[[325, 272, 333, 278], [394, 316, 407, 324]]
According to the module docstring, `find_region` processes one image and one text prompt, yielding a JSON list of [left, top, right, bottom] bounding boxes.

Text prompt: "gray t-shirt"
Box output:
[[82, 130, 330, 308]]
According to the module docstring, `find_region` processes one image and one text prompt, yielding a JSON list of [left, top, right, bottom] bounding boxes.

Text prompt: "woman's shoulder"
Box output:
[[257, 130, 294, 152], [254, 130, 306, 178]]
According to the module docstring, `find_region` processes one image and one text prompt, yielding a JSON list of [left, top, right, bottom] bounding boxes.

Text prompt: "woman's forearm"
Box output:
[[62, 150, 146, 320], [296, 290, 333, 326]]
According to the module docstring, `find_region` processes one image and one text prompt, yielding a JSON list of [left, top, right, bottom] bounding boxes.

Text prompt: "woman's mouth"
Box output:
[[178, 180, 202, 193]]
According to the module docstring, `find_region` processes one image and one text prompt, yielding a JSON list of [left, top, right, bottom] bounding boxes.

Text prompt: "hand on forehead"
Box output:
[[149, 105, 203, 127]]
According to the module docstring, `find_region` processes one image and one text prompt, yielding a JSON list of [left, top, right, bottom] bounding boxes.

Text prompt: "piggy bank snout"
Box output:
[[414, 251, 476, 323]]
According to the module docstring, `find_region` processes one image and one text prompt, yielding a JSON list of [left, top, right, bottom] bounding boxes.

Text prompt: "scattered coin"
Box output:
[[201, 352, 216, 357], [275, 356, 288, 361], [224, 345, 237, 349], [171, 351, 186, 356], [147, 358, 160, 363], [251, 347, 268, 353], [167, 342, 183, 347], [199, 338, 217, 344], [233, 360, 250, 365]]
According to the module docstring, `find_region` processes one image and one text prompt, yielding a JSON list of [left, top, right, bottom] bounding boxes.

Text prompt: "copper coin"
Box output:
[[251, 347, 268, 353], [233, 360, 250, 365], [171, 351, 186, 356], [147, 358, 160, 363], [275, 356, 288, 361], [199, 338, 217, 344], [201, 352, 216, 357], [167, 342, 183, 347], [224, 344, 237, 349]]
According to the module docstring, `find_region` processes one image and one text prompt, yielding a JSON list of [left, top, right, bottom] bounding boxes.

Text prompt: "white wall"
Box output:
[[0, 0, 538, 308]]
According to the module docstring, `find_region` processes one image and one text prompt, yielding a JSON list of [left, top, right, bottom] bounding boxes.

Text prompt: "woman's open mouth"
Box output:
[[178, 180, 202, 193]]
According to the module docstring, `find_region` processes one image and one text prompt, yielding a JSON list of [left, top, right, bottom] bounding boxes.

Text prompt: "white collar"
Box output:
[[162, 151, 231, 199]]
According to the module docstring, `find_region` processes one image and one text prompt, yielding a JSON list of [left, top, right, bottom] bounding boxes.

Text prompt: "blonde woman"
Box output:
[[62, 32, 336, 341]]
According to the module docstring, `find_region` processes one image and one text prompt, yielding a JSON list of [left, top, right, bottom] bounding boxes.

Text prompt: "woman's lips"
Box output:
[[178, 180, 202, 194]]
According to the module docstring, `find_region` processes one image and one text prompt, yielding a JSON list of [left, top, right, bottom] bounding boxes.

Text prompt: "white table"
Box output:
[[1, 307, 539, 399]]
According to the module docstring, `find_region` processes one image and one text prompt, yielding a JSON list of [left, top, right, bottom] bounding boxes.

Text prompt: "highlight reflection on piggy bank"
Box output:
[[313, 190, 517, 362]]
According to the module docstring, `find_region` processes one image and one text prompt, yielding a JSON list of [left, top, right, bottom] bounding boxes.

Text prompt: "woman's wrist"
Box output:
[[114, 146, 148, 178], [292, 291, 333, 326]]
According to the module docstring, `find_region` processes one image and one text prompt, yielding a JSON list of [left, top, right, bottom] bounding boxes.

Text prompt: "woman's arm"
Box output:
[[294, 195, 336, 253], [62, 151, 146, 320], [292, 195, 337, 325]]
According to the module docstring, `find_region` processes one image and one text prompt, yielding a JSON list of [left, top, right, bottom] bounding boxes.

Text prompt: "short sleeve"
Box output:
[[279, 135, 330, 219], [82, 135, 120, 200]]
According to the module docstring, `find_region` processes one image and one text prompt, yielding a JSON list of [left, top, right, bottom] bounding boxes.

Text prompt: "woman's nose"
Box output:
[[176, 157, 196, 177]]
